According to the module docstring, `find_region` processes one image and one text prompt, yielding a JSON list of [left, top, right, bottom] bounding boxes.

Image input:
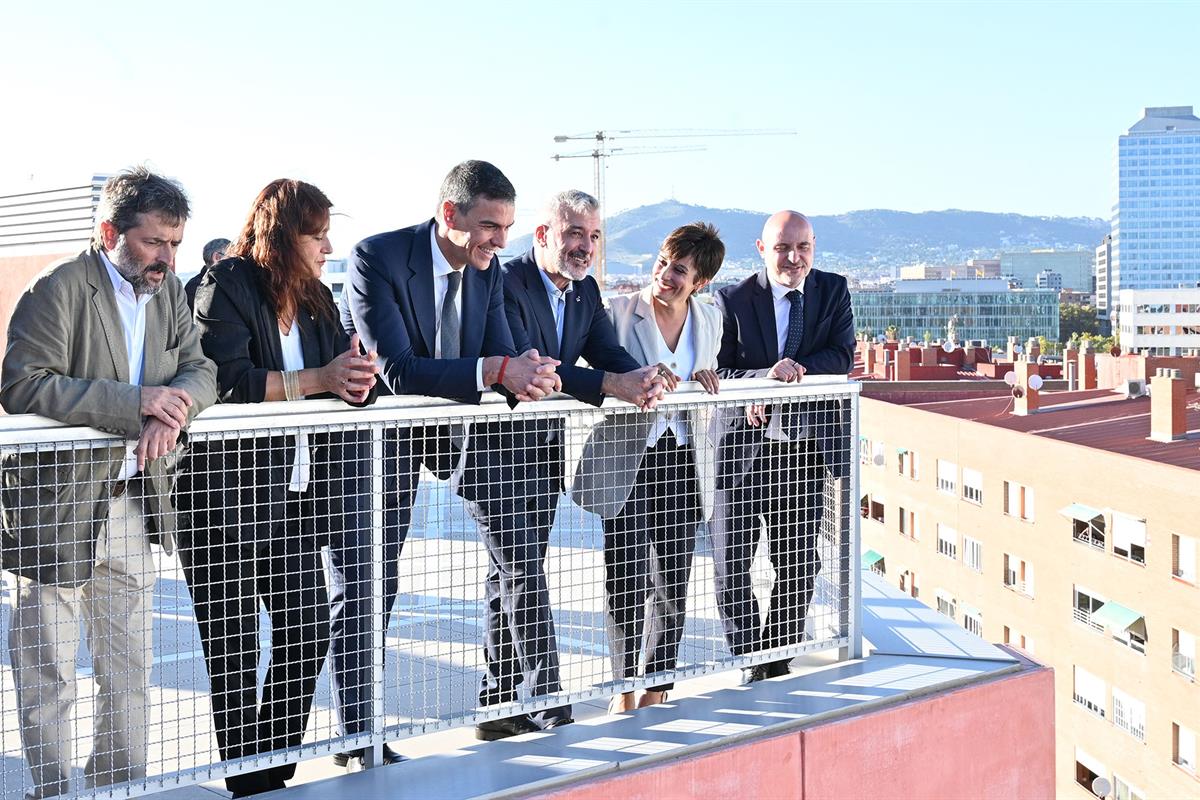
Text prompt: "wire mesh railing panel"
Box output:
[[0, 379, 858, 797]]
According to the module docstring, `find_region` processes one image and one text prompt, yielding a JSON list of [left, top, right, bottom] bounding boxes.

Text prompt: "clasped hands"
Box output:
[[746, 357, 805, 427]]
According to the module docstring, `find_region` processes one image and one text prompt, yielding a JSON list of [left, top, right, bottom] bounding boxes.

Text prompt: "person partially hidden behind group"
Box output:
[[570, 222, 725, 712], [178, 179, 379, 797]]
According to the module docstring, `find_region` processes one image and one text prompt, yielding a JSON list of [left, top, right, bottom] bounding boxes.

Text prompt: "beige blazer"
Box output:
[[568, 287, 720, 520], [0, 248, 217, 586]]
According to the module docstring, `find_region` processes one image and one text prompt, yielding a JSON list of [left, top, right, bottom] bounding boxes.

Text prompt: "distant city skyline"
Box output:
[[3, 1, 1197, 266]]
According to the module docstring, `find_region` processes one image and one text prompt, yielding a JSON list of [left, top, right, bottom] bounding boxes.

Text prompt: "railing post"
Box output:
[[840, 392, 863, 661], [366, 424, 386, 769]]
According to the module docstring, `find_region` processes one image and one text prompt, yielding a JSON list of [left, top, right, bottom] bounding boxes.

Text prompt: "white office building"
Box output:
[[1117, 288, 1200, 356]]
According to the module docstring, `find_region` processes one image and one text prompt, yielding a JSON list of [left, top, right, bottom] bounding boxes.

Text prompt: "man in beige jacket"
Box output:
[[0, 168, 216, 798]]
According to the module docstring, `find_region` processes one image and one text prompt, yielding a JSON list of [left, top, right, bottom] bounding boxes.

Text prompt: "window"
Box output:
[[1173, 628, 1196, 680], [935, 589, 956, 620], [859, 436, 871, 466], [898, 507, 919, 540], [1113, 775, 1146, 800], [1075, 749, 1107, 797], [962, 605, 982, 637], [962, 467, 983, 504], [1064, 505, 1106, 550], [963, 536, 983, 572], [1111, 687, 1146, 740], [1074, 586, 1105, 631], [869, 496, 884, 524], [1111, 512, 1146, 564], [937, 524, 958, 560], [1073, 665, 1106, 718], [936, 460, 957, 494], [1003, 553, 1034, 597], [1174, 723, 1197, 774], [1173, 533, 1197, 583], [899, 570, 918, 599], [1003, 481, 1035, 521], [897, 448, 919, 480]]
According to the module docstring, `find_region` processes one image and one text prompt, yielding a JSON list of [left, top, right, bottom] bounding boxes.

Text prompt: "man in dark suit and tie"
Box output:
[[486, 189, 672, 731], [335, 161, 561, 764], [711, 210, 855, 683]]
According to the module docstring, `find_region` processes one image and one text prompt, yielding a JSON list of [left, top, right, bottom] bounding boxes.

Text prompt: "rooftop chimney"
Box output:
[[1063, 342, 1078, 390], [1013, 358, 1041, 416], [1078, 340, 1097, 390], [1150, 368, 1187, 443], [1026, 337, 1041, 361], [1006, 336, 1019, 362]]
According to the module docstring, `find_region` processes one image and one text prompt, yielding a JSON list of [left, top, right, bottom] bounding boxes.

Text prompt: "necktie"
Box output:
[[783, 289, 804, 359], [441, 270, 461, 359]]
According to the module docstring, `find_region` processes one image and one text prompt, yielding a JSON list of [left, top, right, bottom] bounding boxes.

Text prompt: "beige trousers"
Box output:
[[9, 493, 155, 799]]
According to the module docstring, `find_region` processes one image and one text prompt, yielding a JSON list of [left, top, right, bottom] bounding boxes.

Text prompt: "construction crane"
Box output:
[[551, 128, 796, 288]]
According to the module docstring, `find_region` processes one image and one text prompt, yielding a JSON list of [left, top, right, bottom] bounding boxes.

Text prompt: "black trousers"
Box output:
[[463, 423, 569, 726], [327, 425, 454, 737], [603, 432, 700, 691], [710, 437, 825, 657], [180, 496, 330, 795]]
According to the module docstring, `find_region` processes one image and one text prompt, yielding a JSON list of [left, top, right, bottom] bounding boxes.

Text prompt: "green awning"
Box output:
[[1059, 503, 1104, 523], [1091, 601, 1146, 637], [896, 447, 908, 455], [861, 549, 885, 568]]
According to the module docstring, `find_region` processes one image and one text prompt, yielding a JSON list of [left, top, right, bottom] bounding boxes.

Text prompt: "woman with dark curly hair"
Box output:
[[179, 179, 377, 797]]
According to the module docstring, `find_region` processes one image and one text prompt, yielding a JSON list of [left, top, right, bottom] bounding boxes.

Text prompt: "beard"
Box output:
[[556, 247, 591, 281], [109, 236, 168, 296]]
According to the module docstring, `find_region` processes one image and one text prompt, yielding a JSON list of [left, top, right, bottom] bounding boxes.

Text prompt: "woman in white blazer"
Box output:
[[570, 222, 725, 713]]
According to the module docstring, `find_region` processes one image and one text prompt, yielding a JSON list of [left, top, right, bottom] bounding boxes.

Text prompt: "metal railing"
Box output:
[[0, 377, 860, 798], [1173, 647, 1196, 680]]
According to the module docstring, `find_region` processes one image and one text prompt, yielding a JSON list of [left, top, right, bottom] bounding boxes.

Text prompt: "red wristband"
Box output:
[[497, 355, 511, 386]]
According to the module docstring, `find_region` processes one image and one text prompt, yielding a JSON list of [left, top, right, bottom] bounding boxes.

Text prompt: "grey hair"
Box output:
[[202, 237, 231, 266], [93, 166, 190, 248], [437, 160, 516, 215], [543, 189, 599, 224]]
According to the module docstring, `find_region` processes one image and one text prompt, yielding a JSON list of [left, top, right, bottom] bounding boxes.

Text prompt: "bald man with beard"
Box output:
[[709, 210, 855, 684]]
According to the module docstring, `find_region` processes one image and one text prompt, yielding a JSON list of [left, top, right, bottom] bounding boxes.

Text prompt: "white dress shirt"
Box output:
[[278, 320, 312, 493], [645, 308, 696, 447], [769, 274, 805, 361], [100, 251, 151, 480], [429, 227, 485, 390], [766, 272, 808, 443]]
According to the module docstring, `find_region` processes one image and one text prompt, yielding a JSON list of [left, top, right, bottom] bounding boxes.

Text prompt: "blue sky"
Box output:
[[3, 0, 1197, 265]]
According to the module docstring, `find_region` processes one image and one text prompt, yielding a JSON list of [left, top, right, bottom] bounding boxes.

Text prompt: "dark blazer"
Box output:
[[502, 250, 640, 407], [0, 248, 217, 586], [184, 266, 207, 312], [179, 257, 376, 552], [343, 218, 517, 403], [714, 267, 855, 378], [713, 267, 855, 482]]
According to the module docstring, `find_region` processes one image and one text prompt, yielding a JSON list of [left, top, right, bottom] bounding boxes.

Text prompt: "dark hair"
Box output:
[[661, 222, 725, 282], [437, 160, 516, 215], [202, 237, 231, 266], [93, 166, 190, 248], [227, 179, 335, 323]]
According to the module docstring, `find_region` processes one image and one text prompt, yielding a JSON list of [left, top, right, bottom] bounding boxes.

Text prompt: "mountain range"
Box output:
[[507, 200, 1109, 277]]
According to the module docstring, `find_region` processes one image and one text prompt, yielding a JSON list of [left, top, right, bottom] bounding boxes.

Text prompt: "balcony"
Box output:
[[0, 378, 1058, 799], [1174, 647, 1197, 680]]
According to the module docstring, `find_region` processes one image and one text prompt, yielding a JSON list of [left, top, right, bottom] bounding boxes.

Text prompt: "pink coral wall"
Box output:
[[532, 665, 1054, 800]]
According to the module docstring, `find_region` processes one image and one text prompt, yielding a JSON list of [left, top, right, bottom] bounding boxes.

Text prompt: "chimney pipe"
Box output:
[[1150, 368, 1187, 442], [1078, 340, 1097, 390], [1013, 358, 1041, 416]]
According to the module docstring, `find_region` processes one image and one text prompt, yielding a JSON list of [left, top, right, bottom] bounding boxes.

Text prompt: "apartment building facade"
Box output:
[[858, 382, 1199, 799]]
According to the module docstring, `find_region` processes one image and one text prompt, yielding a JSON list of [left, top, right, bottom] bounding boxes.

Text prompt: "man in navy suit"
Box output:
[[481, 190, 672, 730], [711, 210, 855, 684], [335, 161, 561, 764]]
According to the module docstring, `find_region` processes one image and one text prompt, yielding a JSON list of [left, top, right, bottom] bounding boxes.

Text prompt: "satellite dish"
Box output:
[[942, 341, 955, 353], [874, 453, 886, 466], [1012, 386, 1024, 399], [1013, 344, 1024, 355], [1029, 375, 1044, 391], [877, 334, 886, 343], [1091, 776, 1111, 798], [1003, 372, 1018, 387]]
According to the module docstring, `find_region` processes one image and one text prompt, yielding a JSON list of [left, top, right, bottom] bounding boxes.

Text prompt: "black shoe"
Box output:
[[332, 743, 407, 768], [542, 716, 574, 730], [740, 664, 771, 685], [475, 714, 540, 741], [766, 659, 792, 678]]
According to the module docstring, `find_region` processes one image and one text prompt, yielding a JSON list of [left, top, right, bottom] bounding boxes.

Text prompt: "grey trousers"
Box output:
[[9, 493, 155, 799]]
